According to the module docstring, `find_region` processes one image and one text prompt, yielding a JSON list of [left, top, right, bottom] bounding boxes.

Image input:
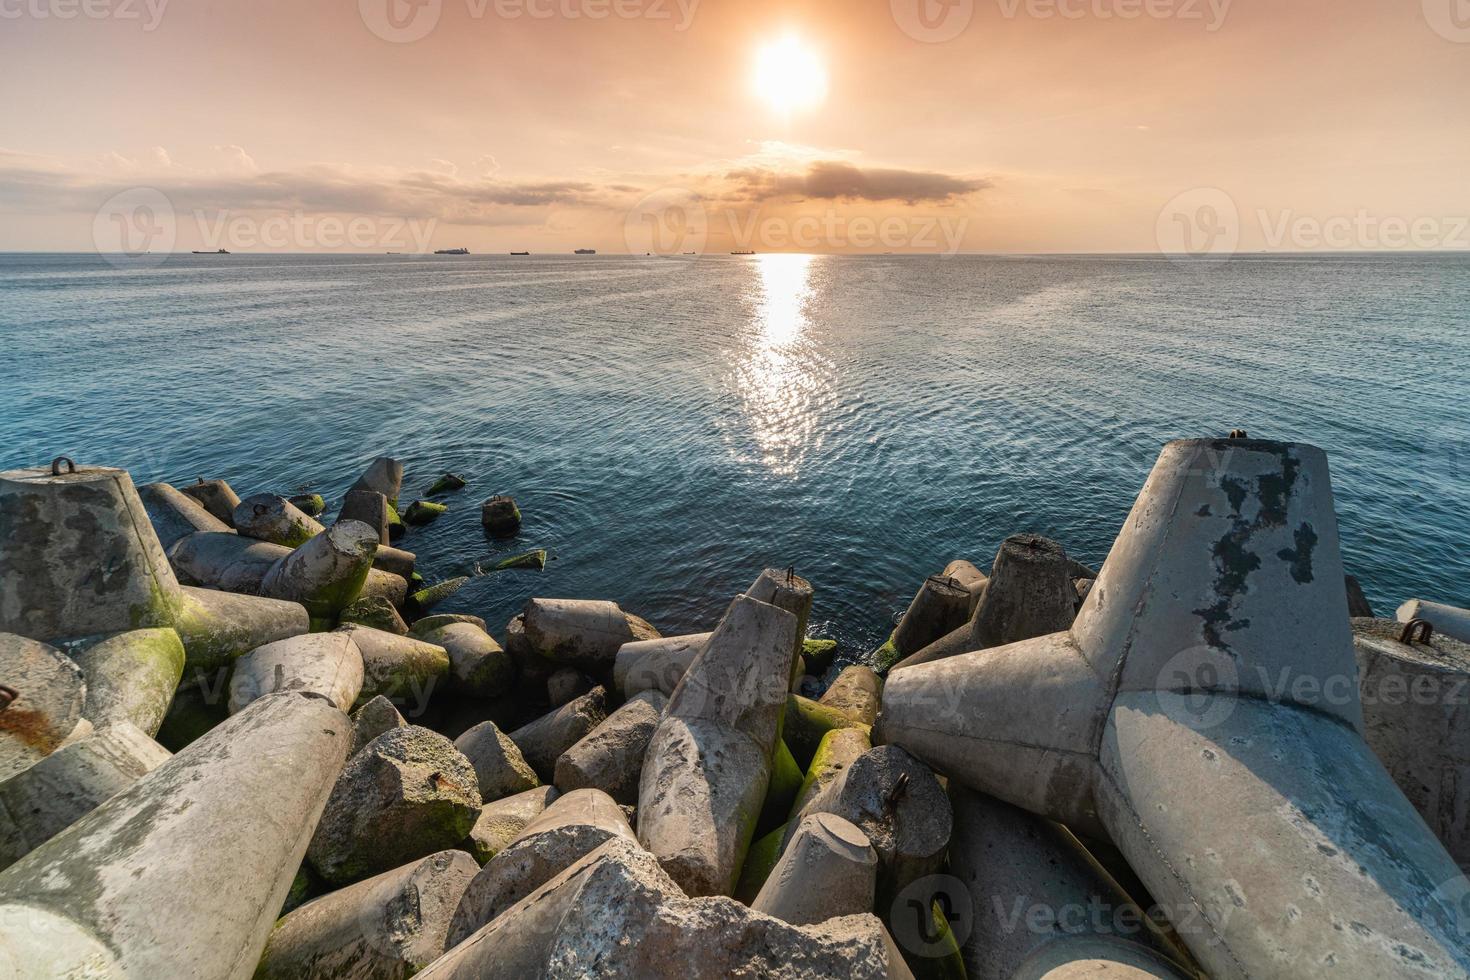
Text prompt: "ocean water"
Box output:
[[2, 251, 1467, 663]]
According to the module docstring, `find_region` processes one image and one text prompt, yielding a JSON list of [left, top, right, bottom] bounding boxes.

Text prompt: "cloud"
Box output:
[[726, 160, 989, 205]]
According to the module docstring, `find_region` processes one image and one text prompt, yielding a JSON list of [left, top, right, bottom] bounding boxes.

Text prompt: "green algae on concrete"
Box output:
[[757, 740, 804, 837], [425, 473, 468, 496], [66, 628, 185, 738], [287, 493, 326, 518], [733, 822, 789, 905], [784, 694, 866, 771], [402, 500, 447, 527], [870, 632, 902, 675], [802, 638, 838, 675], [493, 549, 547, 572], [407, 577, 469, 616]]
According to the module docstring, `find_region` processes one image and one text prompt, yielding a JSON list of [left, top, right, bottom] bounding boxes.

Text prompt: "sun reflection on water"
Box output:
[[731, 253, 826, 477]]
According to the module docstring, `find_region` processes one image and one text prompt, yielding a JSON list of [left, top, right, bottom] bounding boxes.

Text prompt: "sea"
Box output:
[[2, 251, 1467, 666]]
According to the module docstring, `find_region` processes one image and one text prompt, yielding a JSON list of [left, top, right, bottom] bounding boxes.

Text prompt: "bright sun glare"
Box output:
[[753, 35, 828, 117]]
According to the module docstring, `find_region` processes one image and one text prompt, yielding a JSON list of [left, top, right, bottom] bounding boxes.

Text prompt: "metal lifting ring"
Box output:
[[50, 456, 76, 476]]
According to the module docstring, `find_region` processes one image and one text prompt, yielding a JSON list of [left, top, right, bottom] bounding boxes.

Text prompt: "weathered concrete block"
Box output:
[[349, 694, 407, 756], [947, 784, 1187, 979], [415, 612, 490, 634], [638, 593, 798, 897], [421, 837, 915, 980], [508, 686, 609, 782], [372, 542, 417, 580], [786, 693, 865, 770], [941, 559, 989, 616], [138, 481, 232, 550], [522, 597, 660, 672], [0, 721, 170, 871], [402, 499, 447, 526], [454, 719, 541, 801], [447, 787, 636, 945], [288, 492, 326, 518], [66, 627, 184, 737], [260, 521, 382, 619], [1398, 598, 1470, 645], [348, 456, 404, 507], [746, 567, 814, 673], [969, 533, 1077, 652], [172, 584, 309, 670], [335, 623, 450, 708], [255, 849, 479, 980], [0, 691, 350, 979], [803, 638, 839, 676], [883, 437, 1470, 979], [308, 725, 481, 886], [615, 631, 711, 698], [228, 632, 365, 714], [554, 689, 667, 804], [181, 477, 241, 526], [0, 633, 86, 780], [463, 785, 561, 864], [547, 667, 591, 706], [1355, 617, 1470, 871], [340, 594, 409, 635], [789, 745, 951, 907], [790, 726, 873, 827], [404, 576, 466, 617], [339, 488, 391, 546], [425, 472, 467, 496], [890, 575, 972, 665], [480, 495, 521, 538], [820, 665, 883, 727], [753, 812, 877, 926], [233, 493, 324, 548], [410, 620, 515, 700]]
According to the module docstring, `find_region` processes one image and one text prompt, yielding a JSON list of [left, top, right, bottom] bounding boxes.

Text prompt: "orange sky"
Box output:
[[2, 0, 1467, 253]]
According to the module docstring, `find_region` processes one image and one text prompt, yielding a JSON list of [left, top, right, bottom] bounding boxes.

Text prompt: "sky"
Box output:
[[1, 0, 1467, 253]]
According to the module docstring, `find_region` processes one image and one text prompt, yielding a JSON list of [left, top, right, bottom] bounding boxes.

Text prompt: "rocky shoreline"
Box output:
[[1, 437, 1469, 978]]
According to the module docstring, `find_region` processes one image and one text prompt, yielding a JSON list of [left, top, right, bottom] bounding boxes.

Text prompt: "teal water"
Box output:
[[2, 252, 1467, 659]]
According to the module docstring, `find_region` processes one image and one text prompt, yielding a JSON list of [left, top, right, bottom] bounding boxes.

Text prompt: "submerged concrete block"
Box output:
[[554, 689, 667, 804], [288, 492, 326, 518], [335, 623, 450, 707], [753, 812, 878, 925], [615, 631, 711, 697], [790, 745, 951, 906], [228, 632, 365, 714], [233, 493, 324, 548], [348, 456, 404, 507], [256, 849, 479, 980], [181, 477, 241, 526], [0, 691, 350, 979], [1354, 617, 1470, 871], [480, 494, 521, 538], [882, 437, 1470, 979], [638, 593, 798, 897], [138, 481, 232, 550], [0, 633, 86, 780], [411, 620, 514, 700], [448, 787, 636, 944], [1398, 598, 1470, 645], [422, 837, 914, 980], [463, 785, 561, 864], [820, 665, 883, 727], [67, 627, 185, 737], [508, 686, 609, 782], [522, 597, 660, 672], [308, 725, 481, 886], [0, 721, 170, 871], [454, 719, 541, 801]]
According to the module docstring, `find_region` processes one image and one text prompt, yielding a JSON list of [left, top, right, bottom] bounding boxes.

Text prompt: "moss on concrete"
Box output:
[[871, 632, 902, 675], [402, 500, 447, 527], [757, 739, 804, 837], [733, 822, 788, 905], [493, 549, 546, 572], [784, 694, 865, 771]]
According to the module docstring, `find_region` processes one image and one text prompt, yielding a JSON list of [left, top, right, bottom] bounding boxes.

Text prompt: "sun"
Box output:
[[752, 35, 828, 118]]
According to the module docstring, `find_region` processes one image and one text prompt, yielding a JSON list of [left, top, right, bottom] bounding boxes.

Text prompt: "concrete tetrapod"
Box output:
[[753, 812, 878, 926], [227, 632, 365, 714], [880, 437, 1470, 978], [339, 488, 391, 545], [746, 567, 815, 682], [0, 461, 313, 669], [1398, 599, 1470, 645], [554, 689, 667, 804], [0, 632, 86, 780], [522, 597, 660, 672], [637, 592, 799, 897], [335, 623, 450, 708], [181, 477, 241, 526], [255, 849, 479, 980], [232, 493, 324, 548], [410, 619, 514, 699], [421, 837, 915, 980], [614, 631, 711, 697], [454, 719, 541, 801], [942, 559, 989, 616], [138, 481, 232, 550], [349, 695, 407, 755], [0, 721, 170, 871], [944, 784, 1188, 980], [1354, 617, 1470, 872], [463, 785, 561, 864], [0, 691, 350, 979], [820, 665, 883, 726], [66, 627, 185, 736], [508, 685, 609, 781], [447, 786, 637, 944]]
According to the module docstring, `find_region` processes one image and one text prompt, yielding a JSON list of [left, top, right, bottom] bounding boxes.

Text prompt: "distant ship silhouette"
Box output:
[[574, 248, 596, 255], [192, 249, 230, 255], [434, 247, 470, 255]]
